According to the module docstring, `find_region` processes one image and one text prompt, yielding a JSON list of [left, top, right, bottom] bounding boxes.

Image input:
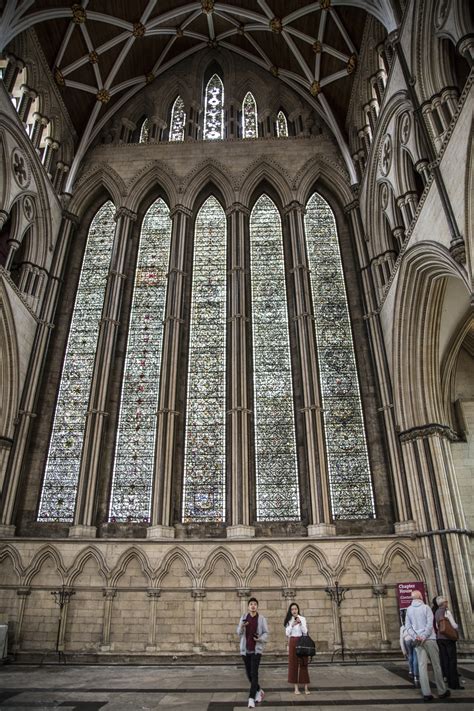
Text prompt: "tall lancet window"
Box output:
[[38, 201, 116, 521], [182, 196, 227, 521], [109, 199, 172, 522], [169, 95, 186, 141], [276, 110, 288, 137], [242, 91, 258, 138], [139, 118, 150, 143], [305, 193, 375, 519], [203, 73, 224, 140], [250, 195, 299, 521]]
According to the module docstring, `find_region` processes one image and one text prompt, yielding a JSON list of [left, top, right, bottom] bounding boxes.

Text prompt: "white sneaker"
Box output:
[[248, 699, 256, 708], [256, 689, 265, 703]]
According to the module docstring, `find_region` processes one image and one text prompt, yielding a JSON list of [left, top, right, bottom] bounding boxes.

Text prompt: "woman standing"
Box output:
[[284, 603, 310, 695], [435, 595, 463, 690]]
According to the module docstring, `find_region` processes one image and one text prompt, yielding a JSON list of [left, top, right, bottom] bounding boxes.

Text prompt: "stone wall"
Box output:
[[0, 536, 424, 658]]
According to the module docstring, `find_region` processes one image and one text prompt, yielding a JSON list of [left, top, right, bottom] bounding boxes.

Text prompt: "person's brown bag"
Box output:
[[438, 616, 458, 641]]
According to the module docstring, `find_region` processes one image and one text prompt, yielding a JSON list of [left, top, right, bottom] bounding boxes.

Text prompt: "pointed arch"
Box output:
[[289, 546, 332, 585], [169, 95, 186, 142], [110, 547, 153, 587], [244, 546, 288, 587], [379, 541, 424, 580], [24, 545, 66, 585], [276, 110, 289, 137], [155, 547, 198, 587], [139, 117, 150, 143], [334, 543, 379, 584], [238, 158, 293, 207], [70, 164, 125, 215], [66, 546, 109, 586], [203, 73, 224, 140], [0, 279, 20, 450], [180, 159, 234, 209], [0, 544, 24, 579], [200, 547, 244, 588], [126, 161, 177, 212]]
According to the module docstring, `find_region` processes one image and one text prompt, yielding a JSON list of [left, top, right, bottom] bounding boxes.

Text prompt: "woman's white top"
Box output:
[[445, 609, 458, 630], [285, 614, 308, 637]]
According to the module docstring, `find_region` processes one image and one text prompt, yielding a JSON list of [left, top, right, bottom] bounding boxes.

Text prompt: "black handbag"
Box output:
[[296, 633, 316, 658]]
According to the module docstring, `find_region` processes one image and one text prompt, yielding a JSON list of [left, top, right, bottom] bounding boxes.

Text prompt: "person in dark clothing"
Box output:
[[435, 595, 463, 690], [237, 597, 269, 708]]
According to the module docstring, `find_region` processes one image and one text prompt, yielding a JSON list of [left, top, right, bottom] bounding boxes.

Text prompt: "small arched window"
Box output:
[[139, 118, 150, 143], [242, 91, 258, 138], [169, 96, 186, 142], [203, 73, 224, 140], [276, 110, 288, 137]]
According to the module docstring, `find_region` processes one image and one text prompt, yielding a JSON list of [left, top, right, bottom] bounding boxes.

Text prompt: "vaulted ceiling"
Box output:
[[0, 1, 397, 185]]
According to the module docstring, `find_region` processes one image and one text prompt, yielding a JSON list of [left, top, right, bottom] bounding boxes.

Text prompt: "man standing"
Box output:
[[405, 590, 450, 702], [237, 597, 269, 708]]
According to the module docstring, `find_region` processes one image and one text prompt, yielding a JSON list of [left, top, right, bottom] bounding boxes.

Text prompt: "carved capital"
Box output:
[[103, 588, 117, 600], [372, 585, 387, 597], [191, 588, 206, 599]]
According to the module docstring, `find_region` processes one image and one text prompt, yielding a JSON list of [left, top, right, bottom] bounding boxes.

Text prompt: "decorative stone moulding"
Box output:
[[347, 53, 357, 74], [201, 0, 214, 14], [145, 73, 155, 84], [310, 80, 321, 97], [400, 111, 411, 145], [270, 17, 283, 33], [133, 22, 146, 38], [226, 525, 256, 539], [71, 3, 86, 23], [54, 68, 65, 86], [312, 40, 322, 54], [270, 66, 279, 77], [380, 134, 392, 176], [88, 51, 99, 64], [320, 0, 331, 9], [96, 88, 111, 103], [11, 148, 31, 189]]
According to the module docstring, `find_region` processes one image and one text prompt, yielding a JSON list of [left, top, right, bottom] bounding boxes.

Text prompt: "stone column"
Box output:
[[146, 589, 161, 651], [0, 207, 79, 535], [187, 101, 202, 140], [70, 207, 137, 538], [53, 162, 69, 194], [30, 113, 49, 150], [284, 201, 335, 536], [344, 199, 414, 529], [237, 588, 251, 615], [148, 205, 191, 539], [2, 54, 25, 94], [120, 118, 136, 143], [372, 585, 391, 650], [14, 587, 31, 651], [226, 203, 254, 539], [42, 137, 60, 176], [191, 589, 206, 652], [17, 85, 37, 124], [101, 588, 117, 651], [57, 587, 75, 651], [399, 429, 472, 638]]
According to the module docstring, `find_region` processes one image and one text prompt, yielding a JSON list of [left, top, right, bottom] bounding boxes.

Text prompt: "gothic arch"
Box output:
[[392, 242, 470, 430], [440, 310, 474, 430], [70, 164, 126, 214], [294, 157, 353, 207], [126, 161, 177, 213], [334, 543, 379, 583], [379, 541, 424, 580], [0, 278, 20, 445], [289, 546, 332, 585], [244, 546, 288, 587], [238, 159, 293, 207], [24, 545, 66, 585], [110, 547, 153, 587], [0, 544, 24, 579], [155, 547, 198, 587], [180, 160, 235, 209], [66, 546, 109, 586], [199, 547, 243, 588]]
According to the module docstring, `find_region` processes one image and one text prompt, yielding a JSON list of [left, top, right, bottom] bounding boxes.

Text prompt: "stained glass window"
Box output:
[[276, 110, 288, 137], [305, 193, 375, 519], [139, 118, 149, 143], [170, 96, 186, 142], [38, 201, 116, 521], [203, 73, 224, 140], [182, 196, 227, 521], [109, 199, 172, 522], [250, 195, 300, 521], [242, 91, 258, 138]]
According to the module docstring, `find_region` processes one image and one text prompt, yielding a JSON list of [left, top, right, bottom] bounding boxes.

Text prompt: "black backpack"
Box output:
[[296, 634, 316, 659]]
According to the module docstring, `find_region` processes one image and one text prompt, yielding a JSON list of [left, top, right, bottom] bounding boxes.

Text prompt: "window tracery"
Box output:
[[242, 91, 258, 138], [250, 195, 300, 521], [139, 118, 150, 143], [38, 201, 116, 522], [276, 110, 288, 137], [109, 199, 172, 522], [304, 193, 375, 519], [182, 196, 227, 521], [203, 73, 224, 140], [170, 96, 186, 141]]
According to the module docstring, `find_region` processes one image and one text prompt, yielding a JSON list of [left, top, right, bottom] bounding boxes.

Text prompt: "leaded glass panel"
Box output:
[[250, 195, 300, 521], [170, 96, 186, 142], [182, 196, 226, 521], [305, 193, 375, 519], [242, 91, 258, 138], [203, 74, 224, 140], [38, 201, 116, 521], [109, 199, 172, 522], [139, 118, 149, 143], [276, 110, 288, 137]]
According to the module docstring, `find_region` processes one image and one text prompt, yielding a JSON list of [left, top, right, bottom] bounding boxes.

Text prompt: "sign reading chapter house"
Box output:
[[397, 582, 426, 609]]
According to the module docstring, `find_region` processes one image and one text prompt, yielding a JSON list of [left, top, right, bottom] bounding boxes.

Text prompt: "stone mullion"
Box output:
[[57, 588, 74, 651], [345, 200, 413, 528], [0, 210, 78, 535], [146, 589, 161, 650], [14, 587, 31, 651], [285, 202, 334, 535], [372, 586, 390, 650], [191, 589, 206, 652], [226, 203, 253, 538], [148, 205, 190, 539], [71, 208, 136, 537]]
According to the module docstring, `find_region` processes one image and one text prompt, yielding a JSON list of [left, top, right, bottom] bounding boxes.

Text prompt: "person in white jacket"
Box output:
[[284, 603, 310, 695]]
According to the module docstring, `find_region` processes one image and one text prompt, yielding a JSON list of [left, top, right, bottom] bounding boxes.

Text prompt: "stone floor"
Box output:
[[0, 660, 472, 710]]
